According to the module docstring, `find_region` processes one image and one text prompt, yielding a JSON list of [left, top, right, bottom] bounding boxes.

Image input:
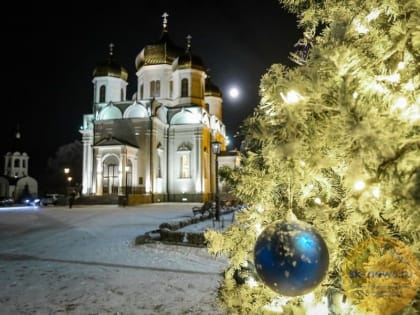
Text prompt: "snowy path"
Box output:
[[0, 203, 228, 314]]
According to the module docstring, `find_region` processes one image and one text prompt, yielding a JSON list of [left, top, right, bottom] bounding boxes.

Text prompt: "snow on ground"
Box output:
[[0, 203, 233, 315]]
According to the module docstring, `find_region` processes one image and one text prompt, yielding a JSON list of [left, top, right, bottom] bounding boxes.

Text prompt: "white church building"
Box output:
[[0, 126, 38, 202], [80, 13, 233, 204]]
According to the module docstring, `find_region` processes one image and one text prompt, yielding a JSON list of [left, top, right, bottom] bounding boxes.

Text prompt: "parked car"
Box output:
[[22, 197, 41, 207], [0, 196, 14, 206], [40, 194, 64, 206]]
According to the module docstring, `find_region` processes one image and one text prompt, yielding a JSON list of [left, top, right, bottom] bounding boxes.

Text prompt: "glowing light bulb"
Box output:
[[366, 8, 381, 22], [402, 105, 420, 122], [391, 97, 408, 112], [255, 223, 263, 234], [280, 90, 302, 104], [354, 180, 366, 191], [371, 186, 381, 199], [256, 205, 265, 213], [246, 277, 258, 288], [377, 73, 400, 83], [403, 81, 415, 91], [354, 18, 369, 34]]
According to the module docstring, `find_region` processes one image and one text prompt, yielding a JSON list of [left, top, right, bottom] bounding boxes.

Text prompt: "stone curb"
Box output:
[[134, 207, 238, 247]]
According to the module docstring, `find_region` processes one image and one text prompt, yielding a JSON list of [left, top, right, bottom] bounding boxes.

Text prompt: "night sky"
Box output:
[[2, 0, 300, 185]]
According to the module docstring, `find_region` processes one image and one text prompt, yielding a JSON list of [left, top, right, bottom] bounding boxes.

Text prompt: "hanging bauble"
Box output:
[[254, 220, 329, 296]]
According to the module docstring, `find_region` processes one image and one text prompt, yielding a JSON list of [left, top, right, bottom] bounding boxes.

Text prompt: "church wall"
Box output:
[[166, 124, 204, 202], [93, 77, 128, 103], [201, 127, 212, 201], [205, 95, 223, 121], [136, 64, 173, 100], [171, 69, 206, 107]]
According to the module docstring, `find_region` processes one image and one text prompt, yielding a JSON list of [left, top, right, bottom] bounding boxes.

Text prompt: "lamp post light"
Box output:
[[64, 168, 72, 195], [211, 140, 221, 221]]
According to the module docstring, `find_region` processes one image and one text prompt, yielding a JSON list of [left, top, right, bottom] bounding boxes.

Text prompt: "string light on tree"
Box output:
[[280, 90, 303, 104]]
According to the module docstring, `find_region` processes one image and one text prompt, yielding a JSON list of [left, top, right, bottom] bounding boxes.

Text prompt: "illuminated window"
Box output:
[[180, 154, 190, 178], [150, 80, 161, 97], [181, 78, 188, 97], [99, 85, 106, 102]]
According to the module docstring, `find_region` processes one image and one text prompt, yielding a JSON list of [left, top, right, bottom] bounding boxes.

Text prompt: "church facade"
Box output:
[[80, 14, 228, 203]]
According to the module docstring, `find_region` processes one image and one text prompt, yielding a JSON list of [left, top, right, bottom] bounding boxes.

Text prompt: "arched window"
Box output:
[[150, 80, 161, 98], [181, 78, 188, 97], [99, 85, 106, 103]]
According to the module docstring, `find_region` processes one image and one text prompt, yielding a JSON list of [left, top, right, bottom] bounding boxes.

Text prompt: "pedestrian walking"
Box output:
[[68, 191, 76, 208]]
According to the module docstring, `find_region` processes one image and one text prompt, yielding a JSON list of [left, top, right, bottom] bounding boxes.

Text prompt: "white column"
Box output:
[[81, 131, 93, 195]]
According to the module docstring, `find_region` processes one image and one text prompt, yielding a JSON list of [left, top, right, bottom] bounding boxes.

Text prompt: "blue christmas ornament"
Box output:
[[254, 220, 329, 296]]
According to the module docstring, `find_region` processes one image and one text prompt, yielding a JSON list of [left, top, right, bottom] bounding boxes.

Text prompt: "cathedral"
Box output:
[[80, 13, 234, 204]]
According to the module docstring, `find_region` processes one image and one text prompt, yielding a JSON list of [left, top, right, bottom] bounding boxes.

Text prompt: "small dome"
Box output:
[[173, 51, 206, 71], [205, 77, 222, 97], [93, 44, 128, 81]]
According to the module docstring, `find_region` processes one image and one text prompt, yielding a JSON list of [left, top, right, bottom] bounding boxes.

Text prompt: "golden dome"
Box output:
[[205, 76, 222, 97], [173, 35, 206, 71], [135, 31, 184, 70], [93, 44, 128, 81]]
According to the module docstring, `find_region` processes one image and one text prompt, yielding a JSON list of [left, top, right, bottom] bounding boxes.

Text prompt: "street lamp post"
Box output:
[[211, 140, 221, 221]]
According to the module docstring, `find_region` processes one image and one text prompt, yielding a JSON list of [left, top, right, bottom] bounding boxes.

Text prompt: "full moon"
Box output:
[[229, 87, 239, 98]]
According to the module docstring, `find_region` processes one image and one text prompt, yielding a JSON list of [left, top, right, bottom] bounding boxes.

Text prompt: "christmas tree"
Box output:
[[206, 0, 420, 314]]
